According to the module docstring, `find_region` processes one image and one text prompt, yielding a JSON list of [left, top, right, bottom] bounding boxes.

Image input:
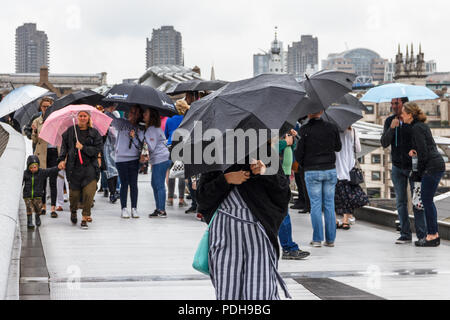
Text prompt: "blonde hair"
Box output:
[[77, 111, 93, 128], [175, 99, 190, 115], [403, 102, 427, 123]]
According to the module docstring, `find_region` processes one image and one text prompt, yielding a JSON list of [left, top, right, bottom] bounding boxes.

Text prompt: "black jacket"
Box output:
[[197, 161, 291, 258], [294, 118, 342, 172], [381, 115, 414, 170], [22, 155, 58, 199], [58, 125, 103, 183], [410, 120, 445, 176]]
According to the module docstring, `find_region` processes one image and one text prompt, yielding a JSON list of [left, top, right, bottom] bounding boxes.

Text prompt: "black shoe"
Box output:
[[298, 208, 310, 214], [103, 189, 109, 198], [290, 202, 304, 210], [40, 209, 46, 216], [416, 237, 440, 247], [71, 212, 78, 224], [149, 210, 160, 218], [186, 194, 192, 200], [282, 249, 310, 260], [27, 215, 35, 230], [80, 220, 88, 230], [35, 213, 41, 227], [395, 236, 412, 244], [185, 206, 197, 214], [109, 194, 118, 204], [158, 211, 167, 218], [51, 211, 58, 218]]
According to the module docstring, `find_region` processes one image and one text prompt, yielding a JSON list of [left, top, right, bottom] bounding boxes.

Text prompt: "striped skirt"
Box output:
[[208, 188, 291, 300]]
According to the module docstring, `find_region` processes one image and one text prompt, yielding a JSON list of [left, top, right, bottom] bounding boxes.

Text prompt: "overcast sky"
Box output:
[[1, 0, 448, 84]]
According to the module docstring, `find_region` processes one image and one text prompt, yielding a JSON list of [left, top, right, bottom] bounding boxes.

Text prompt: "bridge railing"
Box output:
[[0, 123, 25, 300]]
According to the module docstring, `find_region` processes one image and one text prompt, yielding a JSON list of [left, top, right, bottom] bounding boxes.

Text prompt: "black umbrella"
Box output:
[[301, 70, 357, 110], [14, 92, 57, 129], [173, 73, 307, 176], [322, 104, 363, 132], [43, 90, 104, 121], [336, 94, 369, 112], [193, 80, 228, 92], [103, 83, 177, 117], [167, 80, 202, 95]]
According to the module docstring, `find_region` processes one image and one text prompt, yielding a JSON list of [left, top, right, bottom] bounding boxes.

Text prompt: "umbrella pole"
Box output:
[[72, 115, 84, 165]]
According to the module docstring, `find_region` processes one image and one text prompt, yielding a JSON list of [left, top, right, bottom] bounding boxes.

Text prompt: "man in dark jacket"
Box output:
[[381, 97, 427, 244], [295, 110, 342, 247], [22, 155, 59, 229]]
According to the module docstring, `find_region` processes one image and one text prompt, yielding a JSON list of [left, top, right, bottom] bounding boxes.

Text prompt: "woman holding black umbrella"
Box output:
[[115, 105, 144, 219]]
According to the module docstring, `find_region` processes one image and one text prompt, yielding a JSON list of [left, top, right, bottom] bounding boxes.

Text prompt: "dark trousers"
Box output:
[[187, 177, 197, 209], [168, 178, 185, 199], [421, 171, 444, 235], [294, 168, 310, 211], [116, 160, 140, 209], [69, 179, 97, 217], [43, 148, 58, 207]]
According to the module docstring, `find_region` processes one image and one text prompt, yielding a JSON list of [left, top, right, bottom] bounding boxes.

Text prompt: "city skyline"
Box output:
[[0, 0, 448, 84]]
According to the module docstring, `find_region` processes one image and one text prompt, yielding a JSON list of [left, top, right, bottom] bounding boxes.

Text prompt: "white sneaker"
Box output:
[[131, 208, 140, 219], [310, 241, 322, 248], [349, 217, 356, 225], [121, 208, 130, 219]]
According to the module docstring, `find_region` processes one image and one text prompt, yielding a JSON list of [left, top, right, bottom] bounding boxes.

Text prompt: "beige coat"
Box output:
[[31, 115, 52, 168]]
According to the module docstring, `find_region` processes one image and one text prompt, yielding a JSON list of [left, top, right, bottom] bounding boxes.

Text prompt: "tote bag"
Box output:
[[192, 211, 217, 275]]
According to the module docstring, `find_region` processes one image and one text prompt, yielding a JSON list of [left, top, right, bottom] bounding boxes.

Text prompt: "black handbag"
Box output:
[[349, 129, 364, 186]]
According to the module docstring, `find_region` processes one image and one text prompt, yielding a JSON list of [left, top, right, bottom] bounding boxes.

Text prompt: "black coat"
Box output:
[[410, 120, 445, 176], [22, 155, 58, 199], [58, 125, 103, 184], [197, 162, 291, 258], [381, 115, 414, 170], [295, 118, 342, 172]]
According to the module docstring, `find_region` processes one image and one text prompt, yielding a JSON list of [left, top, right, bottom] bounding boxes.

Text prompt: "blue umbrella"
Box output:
[[360, 83, 438, 103]]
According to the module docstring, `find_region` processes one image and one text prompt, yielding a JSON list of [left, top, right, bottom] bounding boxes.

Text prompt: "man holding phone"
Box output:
[[381, 97, 427, 244]]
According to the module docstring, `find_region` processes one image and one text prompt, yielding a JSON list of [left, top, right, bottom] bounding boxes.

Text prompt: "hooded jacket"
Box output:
[[22, 155, 58, 199]]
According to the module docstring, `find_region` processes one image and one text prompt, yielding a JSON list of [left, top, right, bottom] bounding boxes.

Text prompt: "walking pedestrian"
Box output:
[[381, 97, 427, 244], [277, 130, 310, 260], [22, 155, 58, 229], [142, 109, 172, 218], [57, 110, 103, 229], [103, 104, 120, 204], [334, 127, 369, 230], [31, 96, 58, 218], [401, 103, 445, 247], [165, 100, 189, 208], [295, 110, 342, 247], [55, 170, 69, 211], [115, 105, 144, 219], [197, 151, 292, 300]]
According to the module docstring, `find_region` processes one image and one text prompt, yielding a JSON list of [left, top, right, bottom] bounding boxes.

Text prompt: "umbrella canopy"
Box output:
[[103, 83, 177, 117], [167, 80, 202, 95], [174, 73, 307, 176], [0, 85, 49, 119], [43, 90, 105, 121], [360, 83, 439, 103], [301, 70, 356, 110], [193, 80, 228, 92], [336, 94, 369, 112], [13, 92, 57, 130], [39, 104, 113, 146], [322, 104, 364, 132]]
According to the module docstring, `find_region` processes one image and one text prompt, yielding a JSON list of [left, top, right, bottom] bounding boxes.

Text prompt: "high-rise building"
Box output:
[[15, 23, 49, 73], [287, 35, 318, 80], [146, 26, 183, 69]]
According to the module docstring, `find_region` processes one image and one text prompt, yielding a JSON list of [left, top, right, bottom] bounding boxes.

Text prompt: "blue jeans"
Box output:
[[278, 213, 300, 252], [391, 165, 427, 240], [151, 160, 172, 211], [421, 171, 444, 235], [305, 169, 338, 243], [116, 160, 140, 209]]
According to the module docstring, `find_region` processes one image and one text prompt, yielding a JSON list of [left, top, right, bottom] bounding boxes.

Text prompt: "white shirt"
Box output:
[[335, 129, 361, 181]]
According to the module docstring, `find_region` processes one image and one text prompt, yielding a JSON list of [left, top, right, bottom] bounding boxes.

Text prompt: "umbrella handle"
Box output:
[[72, 115, 83, 165]]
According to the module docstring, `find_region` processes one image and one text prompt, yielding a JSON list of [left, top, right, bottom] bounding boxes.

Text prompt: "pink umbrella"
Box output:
[[39, 104, 112, 164]]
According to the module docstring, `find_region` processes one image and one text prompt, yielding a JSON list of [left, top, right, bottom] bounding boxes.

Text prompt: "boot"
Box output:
[[27, 215, 35, 230], [35, 212, 41, 227]]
